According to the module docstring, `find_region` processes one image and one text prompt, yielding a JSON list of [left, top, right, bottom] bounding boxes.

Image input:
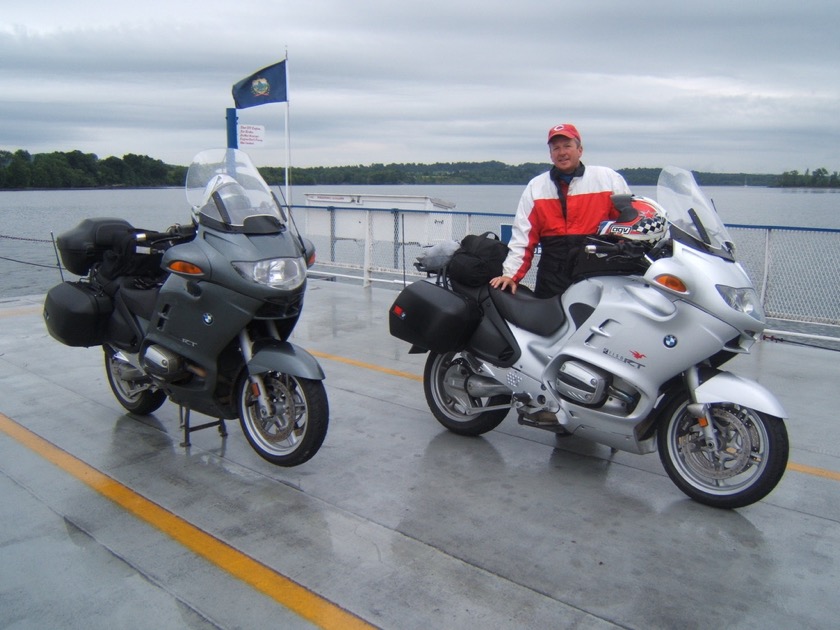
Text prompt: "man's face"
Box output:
[[548, 136, 583, 173]]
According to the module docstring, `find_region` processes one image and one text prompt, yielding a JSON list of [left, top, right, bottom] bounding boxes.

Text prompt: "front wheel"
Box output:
[[657, 397, 789, 509], [104, 347, 166, 415], [424, 351, 511, 436], [238, 372, 329, 467]]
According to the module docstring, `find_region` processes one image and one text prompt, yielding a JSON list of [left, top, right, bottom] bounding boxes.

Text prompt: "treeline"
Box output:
[[775, 168, 840, 188], [2, 149, 838, 189], [0, 149, 186, 189], [262, 161, 549, 186], [617, 167, 779, 187], [263, 163, 788, 187]]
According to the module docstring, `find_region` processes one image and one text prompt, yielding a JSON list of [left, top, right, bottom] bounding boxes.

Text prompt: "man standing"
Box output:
[[490, 123, 631, 297]]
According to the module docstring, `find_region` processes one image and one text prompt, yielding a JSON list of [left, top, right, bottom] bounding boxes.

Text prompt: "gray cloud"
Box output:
[[2, 0, 838, 173]]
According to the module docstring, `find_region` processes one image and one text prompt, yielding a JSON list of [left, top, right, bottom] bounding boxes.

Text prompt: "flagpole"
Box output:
[[284, 50, 291, 207]]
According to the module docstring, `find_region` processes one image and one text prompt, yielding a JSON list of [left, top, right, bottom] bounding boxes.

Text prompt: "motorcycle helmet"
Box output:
[[599, 195, 667, 243]]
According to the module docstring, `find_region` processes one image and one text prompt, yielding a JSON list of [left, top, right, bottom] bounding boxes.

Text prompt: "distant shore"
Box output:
[[2, 148, 838, 189]]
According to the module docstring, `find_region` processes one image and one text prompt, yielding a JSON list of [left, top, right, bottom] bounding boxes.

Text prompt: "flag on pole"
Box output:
[[232, 61, 287, 109]]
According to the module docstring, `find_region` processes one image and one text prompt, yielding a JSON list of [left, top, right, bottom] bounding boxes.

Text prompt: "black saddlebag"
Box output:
[[389, 280, 480, 353], [43, 281, 113, 347], [56, 217, 135, 276]]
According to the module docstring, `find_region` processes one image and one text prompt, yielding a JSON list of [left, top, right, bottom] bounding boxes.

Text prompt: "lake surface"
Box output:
[[289, 184, 840, 230], [2, 184, 839, 299]]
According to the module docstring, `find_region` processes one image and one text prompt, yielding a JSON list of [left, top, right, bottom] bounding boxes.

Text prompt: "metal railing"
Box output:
[[725, 225, 840, 327], [298, 203, 840, 330]]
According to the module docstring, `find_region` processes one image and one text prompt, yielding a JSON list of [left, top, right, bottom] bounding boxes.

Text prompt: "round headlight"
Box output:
[[233, 258, 306, 290]]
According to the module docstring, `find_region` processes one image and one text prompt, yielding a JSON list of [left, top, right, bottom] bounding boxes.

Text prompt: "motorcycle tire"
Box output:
[[104, 347, 166, 415], [424, 351, 511, 436], [657, 396, 789, 509], [238, 372, 329, 467]]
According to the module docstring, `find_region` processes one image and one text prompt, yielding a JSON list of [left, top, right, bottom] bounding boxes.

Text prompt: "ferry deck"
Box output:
[[1, 280, 838, 629]]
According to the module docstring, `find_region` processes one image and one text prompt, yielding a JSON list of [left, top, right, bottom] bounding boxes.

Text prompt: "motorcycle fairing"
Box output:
[[550, 277, 738, 398], [248, 340, 326, 380], [145, 276, 257, 365]]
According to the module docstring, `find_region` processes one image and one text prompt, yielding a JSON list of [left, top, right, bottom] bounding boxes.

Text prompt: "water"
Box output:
[[2, 184, 839, 299], [294, 184, 840, 230]]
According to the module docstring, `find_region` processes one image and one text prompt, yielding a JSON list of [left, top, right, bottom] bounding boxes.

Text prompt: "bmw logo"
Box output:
[[203, 313, 214, 325], [663, 335, 677, 348]]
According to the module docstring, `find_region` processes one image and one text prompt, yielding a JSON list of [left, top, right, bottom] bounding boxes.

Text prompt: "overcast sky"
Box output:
[[2, 0, 838, 173]]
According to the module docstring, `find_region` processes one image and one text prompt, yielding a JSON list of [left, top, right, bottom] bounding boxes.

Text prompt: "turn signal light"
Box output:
[[653, 274, 688, 293], [168, 260, 204, 276]]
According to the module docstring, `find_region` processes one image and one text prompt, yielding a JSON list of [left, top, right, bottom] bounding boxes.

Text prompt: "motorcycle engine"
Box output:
[[555, 360, 610, 406], [141, 344, 188, 381]]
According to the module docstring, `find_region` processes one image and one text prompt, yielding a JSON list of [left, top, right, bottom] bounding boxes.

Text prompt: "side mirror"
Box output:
[[301, 237, 316, 268]]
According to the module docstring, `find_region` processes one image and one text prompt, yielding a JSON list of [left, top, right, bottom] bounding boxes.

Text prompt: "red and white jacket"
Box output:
[[503, 165, 631, 282]]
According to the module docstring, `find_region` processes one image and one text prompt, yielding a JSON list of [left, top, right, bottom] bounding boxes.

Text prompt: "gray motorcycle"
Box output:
[[44, 148, 328, 467]]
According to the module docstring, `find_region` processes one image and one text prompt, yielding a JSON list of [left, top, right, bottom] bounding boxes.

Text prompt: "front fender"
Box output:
[[695, 371, 787, 418], [248, 341, 325, 380]]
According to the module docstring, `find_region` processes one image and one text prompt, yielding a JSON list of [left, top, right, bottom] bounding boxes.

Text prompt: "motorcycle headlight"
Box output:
[[233, 257, 306, 290], [716, 285, 765, 321]]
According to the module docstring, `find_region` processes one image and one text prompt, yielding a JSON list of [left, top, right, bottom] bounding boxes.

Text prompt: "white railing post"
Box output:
[[363, 210, 373, 287], [759, 228, 771, 306]]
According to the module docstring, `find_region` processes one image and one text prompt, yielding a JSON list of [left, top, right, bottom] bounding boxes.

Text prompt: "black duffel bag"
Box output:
[[447, 232, 509, 287]]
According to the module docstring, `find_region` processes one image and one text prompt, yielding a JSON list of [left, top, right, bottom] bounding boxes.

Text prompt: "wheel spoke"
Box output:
[[238, 371, 330, 465], [423, 351, 511, 436]]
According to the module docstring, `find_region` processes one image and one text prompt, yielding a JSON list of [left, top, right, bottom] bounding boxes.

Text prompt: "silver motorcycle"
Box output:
[[390, 166, 788, 508]]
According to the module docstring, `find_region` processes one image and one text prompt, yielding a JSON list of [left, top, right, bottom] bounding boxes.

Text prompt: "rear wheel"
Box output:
[[657, 396, 789, 509], [238, 372, 329, 467], [423, 351, 511, 436], [104, 347, 166, 415]]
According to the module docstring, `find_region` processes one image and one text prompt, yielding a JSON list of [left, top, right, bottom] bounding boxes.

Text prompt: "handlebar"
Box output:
[[584, 239, 648, 258], [167, 223, 198, 239], [133, 223, 197, 248]]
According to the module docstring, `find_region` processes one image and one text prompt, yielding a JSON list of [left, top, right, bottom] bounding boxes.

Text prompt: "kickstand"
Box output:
[[179, 405, 227, 447]]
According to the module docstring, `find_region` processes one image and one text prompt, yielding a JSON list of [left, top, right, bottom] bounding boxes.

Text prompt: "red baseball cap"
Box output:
[[547, 123, 581, 143]]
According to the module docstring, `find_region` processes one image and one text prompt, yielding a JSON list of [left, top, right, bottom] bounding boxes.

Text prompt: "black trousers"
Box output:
[[533, 235, 588, 299]]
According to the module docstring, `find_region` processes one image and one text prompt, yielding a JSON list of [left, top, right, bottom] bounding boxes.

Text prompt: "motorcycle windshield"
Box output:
[[186, 148, 293, 234], [656, 166, 736, 261]]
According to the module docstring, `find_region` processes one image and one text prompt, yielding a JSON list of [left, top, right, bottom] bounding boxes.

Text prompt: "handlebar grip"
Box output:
[[585, 243, 622, 255], [584, 241, 649, 258], [135, 229, 192, 245], [134, 231, 168, 242]]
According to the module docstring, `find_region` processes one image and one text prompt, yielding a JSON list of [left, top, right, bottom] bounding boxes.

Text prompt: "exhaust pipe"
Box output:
[[465, 374, 511, 397]]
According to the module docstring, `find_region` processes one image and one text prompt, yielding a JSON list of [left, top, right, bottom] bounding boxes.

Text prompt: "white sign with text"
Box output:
[[238, 124, 265, 146]]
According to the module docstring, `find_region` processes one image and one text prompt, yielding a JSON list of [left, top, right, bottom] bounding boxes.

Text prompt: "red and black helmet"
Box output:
[[599, 195, 667, 243]]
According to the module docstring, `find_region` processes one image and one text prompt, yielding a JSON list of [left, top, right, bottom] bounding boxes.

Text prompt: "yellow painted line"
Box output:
[[0, 304, 42, 318], [310, 349, 423, 382], [0, 413, 375, 630], [787, 461, 840, 482]]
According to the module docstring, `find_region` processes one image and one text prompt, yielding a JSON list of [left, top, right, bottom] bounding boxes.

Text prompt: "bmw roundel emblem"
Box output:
[[203, 313, 214, 325], [663, 335, 677, 348]]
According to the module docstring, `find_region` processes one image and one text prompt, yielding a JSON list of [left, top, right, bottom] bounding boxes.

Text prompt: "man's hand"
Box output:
[[489, 275, 517, 294]]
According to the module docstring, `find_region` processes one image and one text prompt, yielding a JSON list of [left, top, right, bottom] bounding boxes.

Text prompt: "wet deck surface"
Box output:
[[1, 281, 839, 629]]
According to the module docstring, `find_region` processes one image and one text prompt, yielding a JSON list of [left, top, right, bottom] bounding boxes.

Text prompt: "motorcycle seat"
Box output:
[[490, 285, 566, 336]]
